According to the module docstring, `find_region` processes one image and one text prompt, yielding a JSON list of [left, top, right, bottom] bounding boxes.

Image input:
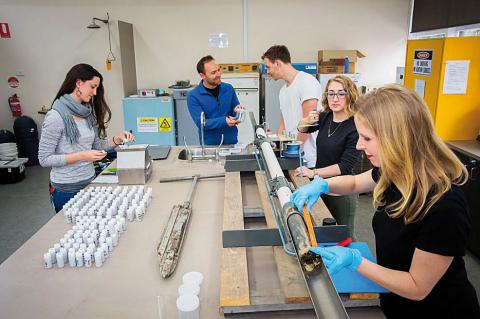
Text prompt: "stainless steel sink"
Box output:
[[178, 147, 219, 161]]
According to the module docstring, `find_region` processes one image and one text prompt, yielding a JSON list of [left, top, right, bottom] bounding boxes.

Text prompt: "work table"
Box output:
[[446, 140, 480, 161], [0, 147, 381, 319], [0, 148, 230, 319]]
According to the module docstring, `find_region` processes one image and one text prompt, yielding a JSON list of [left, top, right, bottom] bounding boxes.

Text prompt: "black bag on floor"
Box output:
[[13, 116, 39, 166], [0, 129, 16, 144]]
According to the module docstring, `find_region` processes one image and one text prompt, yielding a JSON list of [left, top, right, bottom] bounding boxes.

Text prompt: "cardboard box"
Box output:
[[319, 64, 356, 74], [318, 50, 365, 63], [318, 50, 364, 74]]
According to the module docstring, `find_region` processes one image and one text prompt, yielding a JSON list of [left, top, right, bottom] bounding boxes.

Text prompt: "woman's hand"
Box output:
[[81, 150, 107, 162], [291, 176, 330, 212], [298, 110, 320, 132], [113, 131, 135, 145], [294, 166, 315, 178], [307, 110, 320, 124]]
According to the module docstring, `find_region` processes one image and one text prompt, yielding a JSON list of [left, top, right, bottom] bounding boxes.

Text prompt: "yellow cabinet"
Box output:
[[404, 37, 480, 140]]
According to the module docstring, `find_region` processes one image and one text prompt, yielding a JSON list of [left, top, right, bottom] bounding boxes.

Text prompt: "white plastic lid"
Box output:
[[176, 294, 199, 312], [178, 283, 200, 296], [182, 271, 204, 286]]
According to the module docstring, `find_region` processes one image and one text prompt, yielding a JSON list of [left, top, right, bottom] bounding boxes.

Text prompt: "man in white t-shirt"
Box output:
[[262, 45, 322, 168]]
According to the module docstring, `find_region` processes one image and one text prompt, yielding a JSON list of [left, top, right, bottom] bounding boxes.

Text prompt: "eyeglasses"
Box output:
[[326, 91, 347, 99]]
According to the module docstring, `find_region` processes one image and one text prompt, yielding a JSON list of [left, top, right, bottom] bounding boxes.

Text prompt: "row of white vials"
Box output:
[[43, 185, 153, 269], [62, 185, 153, 223]]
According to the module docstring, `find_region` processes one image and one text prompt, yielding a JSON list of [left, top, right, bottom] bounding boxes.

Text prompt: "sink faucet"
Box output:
[[200, 111, 206, 156]]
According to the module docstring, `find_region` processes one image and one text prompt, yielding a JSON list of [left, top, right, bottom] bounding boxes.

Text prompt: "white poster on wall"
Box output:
[[414, 79, 426, 99], [442, 60, 470, 94], [208, 33, 228, 48]]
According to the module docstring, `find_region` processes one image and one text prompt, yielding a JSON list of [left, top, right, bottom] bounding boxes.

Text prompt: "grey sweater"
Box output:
[[38, 109, 111, 186]]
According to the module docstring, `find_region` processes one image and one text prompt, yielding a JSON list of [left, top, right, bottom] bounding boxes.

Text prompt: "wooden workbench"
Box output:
[[0, 147, 382, 319]]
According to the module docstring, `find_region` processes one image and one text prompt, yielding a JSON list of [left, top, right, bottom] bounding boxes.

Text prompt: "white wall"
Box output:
[[0, 0, 410, 136]]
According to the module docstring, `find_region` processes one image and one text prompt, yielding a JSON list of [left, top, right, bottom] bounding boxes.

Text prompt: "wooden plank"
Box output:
[[349, 293, 380, 300], [220, 172, 250, 307], [255, 171, 311, 304], [288, 171, 333, 224]]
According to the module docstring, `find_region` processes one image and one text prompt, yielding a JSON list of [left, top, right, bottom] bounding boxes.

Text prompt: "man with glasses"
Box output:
[[262, 45, 322, 168], [187, 55, 242, 145]]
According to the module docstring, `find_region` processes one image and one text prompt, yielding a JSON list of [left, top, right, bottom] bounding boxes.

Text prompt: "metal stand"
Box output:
[[221, 124, 350, 319], [157, 173, 225, 278]]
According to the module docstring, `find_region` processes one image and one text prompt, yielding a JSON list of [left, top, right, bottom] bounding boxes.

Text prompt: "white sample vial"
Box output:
[[68, 248, 76, 267], [101, 243, 109, 259], [106, 237, 113, 252], [182, 272, 204, 287], [94, 250, 103, 267], [54, 243, 61, 252], [111, 232, 118, 247], [115, 222, 123, 234], [43, 253, 53, 269], [59, 247, 68, 263], [64, 210, 72, 223], [84, 252, 92, 268], [176, 294, 199, 319], [178, 283, 201, 297], [56, 252, 64, 268], [126, 208, 135, 222], [75, 251, 84, 267], [135, 207, 144, 221], [48, 248, 56, 264]]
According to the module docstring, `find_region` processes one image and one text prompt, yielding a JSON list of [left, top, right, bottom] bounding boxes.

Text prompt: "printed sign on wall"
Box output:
[[137, 117, 158, 132], [7, 76, 19, 88], [0, 23, 11, 38], [159, 117, 172, 132], [413, 50, 433, 76]]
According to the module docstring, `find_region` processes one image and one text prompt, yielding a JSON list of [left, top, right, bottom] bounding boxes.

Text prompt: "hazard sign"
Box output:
[[159, 117, 172, 132]]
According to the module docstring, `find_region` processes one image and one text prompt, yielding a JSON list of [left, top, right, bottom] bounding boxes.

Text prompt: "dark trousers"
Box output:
[[321, 193, 358, 240], [49, 182, 77, 213]]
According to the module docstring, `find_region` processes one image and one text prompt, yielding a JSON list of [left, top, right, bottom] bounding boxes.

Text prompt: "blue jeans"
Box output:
[[49, 182, 77, 213]]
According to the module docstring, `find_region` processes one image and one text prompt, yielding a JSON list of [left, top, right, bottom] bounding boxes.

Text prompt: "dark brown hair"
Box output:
[[261, 45, 291, 64], [53, 63, 111, 138], [196, 55, 215, 74]]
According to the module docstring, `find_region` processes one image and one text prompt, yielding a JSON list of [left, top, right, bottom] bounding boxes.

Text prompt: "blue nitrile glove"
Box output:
[[290, 176, 329, 212], [309, 245, 362, 275]]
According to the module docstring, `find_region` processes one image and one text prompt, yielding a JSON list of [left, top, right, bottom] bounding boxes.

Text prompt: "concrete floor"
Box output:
[[0, 166, 479, 317]]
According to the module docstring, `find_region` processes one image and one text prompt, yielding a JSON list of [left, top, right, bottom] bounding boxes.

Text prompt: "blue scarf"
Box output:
[[53, 94, 97, 144]]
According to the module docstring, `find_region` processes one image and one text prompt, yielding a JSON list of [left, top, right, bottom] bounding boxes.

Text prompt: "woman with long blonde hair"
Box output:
[[291, 84, 479, 317]]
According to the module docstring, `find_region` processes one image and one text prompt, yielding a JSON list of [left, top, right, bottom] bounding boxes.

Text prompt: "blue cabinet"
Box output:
[[122, 97, 176, 145]]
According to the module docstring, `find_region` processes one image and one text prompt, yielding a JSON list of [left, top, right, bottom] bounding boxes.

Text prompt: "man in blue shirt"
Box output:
[[187, 55, 242, 145]]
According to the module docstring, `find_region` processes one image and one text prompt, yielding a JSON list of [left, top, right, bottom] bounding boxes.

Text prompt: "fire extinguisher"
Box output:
[[8, 94, 22, 117]]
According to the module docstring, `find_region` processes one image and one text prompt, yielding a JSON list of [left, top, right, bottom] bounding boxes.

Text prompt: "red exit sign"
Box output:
[[0, 23, 11, 38]]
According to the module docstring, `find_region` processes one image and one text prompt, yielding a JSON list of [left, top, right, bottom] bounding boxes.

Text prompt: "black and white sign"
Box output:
[[413, 50, 433, 76]]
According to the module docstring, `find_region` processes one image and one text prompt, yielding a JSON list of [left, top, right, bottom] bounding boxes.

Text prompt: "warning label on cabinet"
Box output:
[[159, 117, 172, 132], [413, 50, 433, 76], [137, 117, 158, 132]]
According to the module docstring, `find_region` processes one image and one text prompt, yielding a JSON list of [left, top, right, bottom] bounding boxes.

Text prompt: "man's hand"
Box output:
[[234, 105, 246, 113], [226, 116, 241, 127]]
